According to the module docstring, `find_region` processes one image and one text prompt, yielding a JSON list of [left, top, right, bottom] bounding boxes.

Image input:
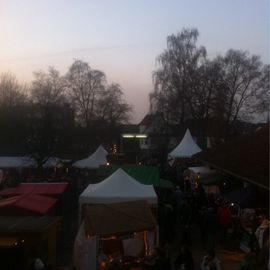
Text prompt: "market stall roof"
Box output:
[[73, 145, 108, 169], [0, 216, 60, 233], [186, 166, 220, 186], [84, 200, 157, 236], [0, 156, 35, 168], [0, 194, 57, 215], [0, 182, 68, 198], [194, 127, 269, 190], [79, 168, 157, 205], [187, 166, 216, 175], [0, 156, 61, 169], [98, 165, 173, 188], [168, 129, 202, 158]]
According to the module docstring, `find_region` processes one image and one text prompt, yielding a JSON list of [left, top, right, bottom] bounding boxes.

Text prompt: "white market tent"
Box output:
[[0, 156, 35, 168], [73, 145, 108, 169], [77, 169, 158, 267], [187, 166, 216, 175], [168, 129, 202, 159], [0, 156, 61, 169], [79, 168, 157, 208]]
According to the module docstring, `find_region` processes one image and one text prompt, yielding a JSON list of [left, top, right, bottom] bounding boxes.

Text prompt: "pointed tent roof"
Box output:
[[73, 145, 108, 169], [169, 129, 202, 158], [79, 168, 157, 205]]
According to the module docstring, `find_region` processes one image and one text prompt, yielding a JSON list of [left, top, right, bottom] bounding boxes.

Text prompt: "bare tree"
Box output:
[[151, 28, 207, 124], [0, 73, 29, 153], [254, 64, 270, 117], [96, 83, 132, 125], [66, 60, 106, 126], [215, 49, 266, 133], [31, 67, 66, 105], [0, 73, 28, 108]]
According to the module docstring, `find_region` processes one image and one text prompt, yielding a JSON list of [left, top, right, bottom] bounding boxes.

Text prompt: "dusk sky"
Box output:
[[0, 0, 269, 123]]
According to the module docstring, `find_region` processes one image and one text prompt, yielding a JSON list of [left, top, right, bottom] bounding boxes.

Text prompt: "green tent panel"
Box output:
[[98, 165, 173, 188]]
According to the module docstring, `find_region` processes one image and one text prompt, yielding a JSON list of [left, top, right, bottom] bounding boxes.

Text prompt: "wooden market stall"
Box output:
[[0, 216, 60, 270]]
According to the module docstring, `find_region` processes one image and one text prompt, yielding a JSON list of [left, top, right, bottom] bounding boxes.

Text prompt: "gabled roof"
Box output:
[[194, 127, 269, 190], [169, 129, 202, 158], [84, 200, 156, 236], [79, 168, 157, 205], [139, 114, 156, 126], [120, 124, 139, 133], [73, 145, 108, 169]]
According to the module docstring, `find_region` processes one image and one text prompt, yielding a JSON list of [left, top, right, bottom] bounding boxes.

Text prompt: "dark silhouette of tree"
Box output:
[[66, 60, 106, 127], [151, 28, 206, 124], [150, 29, 269, 139], [96, 83, 132, 125], [253, 64, 269, 117], [0, 73, 28, 107], [214, 49, 267, 134], [26, 105, 61, 173], [0, 73, 29, 154], [31, 67, 66, 105]]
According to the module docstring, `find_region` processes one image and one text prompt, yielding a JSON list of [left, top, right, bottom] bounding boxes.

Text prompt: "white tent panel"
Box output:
[[187, 166, 216, 175], [79, 168, 157, 206], [0, 156, 35, 168], [73, 145, 108, 169], [0, 156, 61, 169], [168, 129, 202, 158]]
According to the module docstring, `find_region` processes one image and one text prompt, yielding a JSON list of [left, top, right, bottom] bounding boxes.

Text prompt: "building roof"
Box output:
[[0, 216, 60, 233], [120, 124, 139, 133], [139, 114, 157, 126], [0, 194, 57, 215], [194, 127, 269, 190], [0, 182, 68, 197], [84, 200, 157, 236]]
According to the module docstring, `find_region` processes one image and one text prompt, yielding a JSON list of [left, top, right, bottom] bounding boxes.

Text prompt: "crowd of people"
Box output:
[[155, 162, 268, 270]]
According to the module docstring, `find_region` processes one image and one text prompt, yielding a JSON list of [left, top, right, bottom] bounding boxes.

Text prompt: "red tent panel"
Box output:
[[0, 194, 57, 215], [0, 183, 68, 197]]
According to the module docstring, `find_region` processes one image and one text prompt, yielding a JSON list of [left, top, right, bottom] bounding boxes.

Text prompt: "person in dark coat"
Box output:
[[202, 207, 219, 250], [179, 199, 193, 246], [174, 246, 194, 270]]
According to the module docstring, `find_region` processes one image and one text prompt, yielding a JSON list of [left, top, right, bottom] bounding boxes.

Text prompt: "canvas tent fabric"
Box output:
[[0, 183, 68, 198], [98, 165, 173, 188], [0, 194, 57, 215], [168, 129, 202, 158], [0, 156, 60, 169], [73, 145, 108, 169], [187, 166, 216, 175], [84, 200, 157, 236], [79, 168, 157, 206], [186, 166, 220, 186], [0, 216, 60, 233], [0, 156, 35, 168]]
